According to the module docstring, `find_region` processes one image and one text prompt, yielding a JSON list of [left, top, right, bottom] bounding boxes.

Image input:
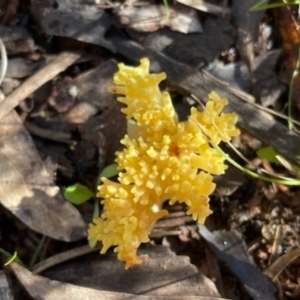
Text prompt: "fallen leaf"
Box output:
[[0, 25, 35, 54], [30, 0, 115, 52], [72, 60, 118, 112], [0, 270, 13, 300], [11, 261, 228, 300], [39, 245, 223, 298], [115, 4, 202, 33], [0, 0, 19, 25], [164, 18, 233, 67], [176, 0, 230, 15], [0, 110, 86, 241], [6, 57, 46, 79], [47, 77, 77, 113]]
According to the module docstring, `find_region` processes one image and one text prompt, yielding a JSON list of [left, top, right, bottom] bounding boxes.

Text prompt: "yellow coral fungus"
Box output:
[[88, 58, 240, 269]]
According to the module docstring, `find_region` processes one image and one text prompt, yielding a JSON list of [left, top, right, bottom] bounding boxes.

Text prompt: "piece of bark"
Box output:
[[107, 34, 300, 165], [198, 226, 277, 300]]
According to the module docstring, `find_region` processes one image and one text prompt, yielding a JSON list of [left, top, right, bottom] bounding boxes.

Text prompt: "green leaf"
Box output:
[[88, 238, 98, 248], [63, 183, 95, 205], [250, 0, 299, 11], [257, 146, 279, 163], [99, 163, 119, 178], [97, 163, 120, 186]]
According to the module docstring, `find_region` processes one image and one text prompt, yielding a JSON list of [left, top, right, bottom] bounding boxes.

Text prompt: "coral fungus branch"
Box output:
[[88, 58, 240, 269]]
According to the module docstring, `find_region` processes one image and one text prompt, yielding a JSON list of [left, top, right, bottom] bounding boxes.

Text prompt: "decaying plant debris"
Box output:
[[0, 0, 300, 299]]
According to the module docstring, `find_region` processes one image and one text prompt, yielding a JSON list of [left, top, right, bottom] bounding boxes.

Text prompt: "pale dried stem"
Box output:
[[0, 52, 81, 120]]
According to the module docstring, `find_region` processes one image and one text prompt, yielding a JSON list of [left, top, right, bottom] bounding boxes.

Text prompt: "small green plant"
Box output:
[[63, 183, 95, 205], [63, 163, 119, 205], [0, 248, 24, 266]]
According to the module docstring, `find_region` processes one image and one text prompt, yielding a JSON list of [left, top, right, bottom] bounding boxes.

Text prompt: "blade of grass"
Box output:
[[29, 235, 46, 268], [251, 0, 299, 11], [162, 0, 170, 18], [287, 42, 300, 130]]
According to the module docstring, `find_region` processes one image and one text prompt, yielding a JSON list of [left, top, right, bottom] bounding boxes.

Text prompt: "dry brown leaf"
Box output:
[[0, 25, 35, 55], [0, 270, 13, 300], [10, 262, 228, 300], [6, 57, 46, 79], [38, 245, 223, 298], [72, 60, 118, 112], [115, 4, 202, 33], [0, 110, 86, 241], [30, 0, 115, 52], [176, 0, 230, 15], [163, 18, 233, 68], [0, 0, 19, 25]]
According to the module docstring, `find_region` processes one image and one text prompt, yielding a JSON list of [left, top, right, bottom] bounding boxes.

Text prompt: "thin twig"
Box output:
[[32, 245, 101, 274], [0, 51, 81, 121]]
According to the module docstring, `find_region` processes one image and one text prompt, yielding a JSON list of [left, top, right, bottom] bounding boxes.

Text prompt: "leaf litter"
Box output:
[[0, 0, 300, 299]]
